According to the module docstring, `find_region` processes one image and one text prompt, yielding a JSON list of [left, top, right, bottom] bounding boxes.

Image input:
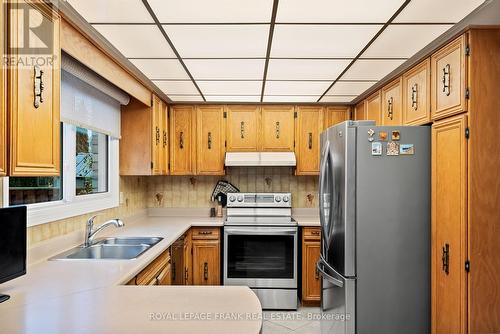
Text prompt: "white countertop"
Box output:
[[0, 213, 262, 334]]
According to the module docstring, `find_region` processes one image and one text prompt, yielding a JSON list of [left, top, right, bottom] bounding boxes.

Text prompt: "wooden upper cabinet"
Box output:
[[0, 3, 6, 176], [295, 106, 323, 175], [226, 105, 260, 151], [354, 101, 366, 121], [431, 35, 468, 120], [324, 106, 350, 129], [170, 105, 196, 175], [431, 115, 468, 334], [151, 95, 162, 175], [365, 91, 382, 125], [196, 106, 225, 175], [260, 106, 294, 151], [381, 78, 403, 126], [161, 102, 169, 175], [403, 59, 431, 125], [8, 1, 61, 176]]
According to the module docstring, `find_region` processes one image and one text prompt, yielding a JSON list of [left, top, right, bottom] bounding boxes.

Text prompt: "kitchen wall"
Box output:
[[146, 167, 319, 209]]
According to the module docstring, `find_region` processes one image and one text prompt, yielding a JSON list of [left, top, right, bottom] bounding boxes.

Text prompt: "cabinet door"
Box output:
[[295, 106, 323, 175], [197, 106, 225, 175], [226, 106, 260, 151], [192, 240, 220, 285], [366, 91, 382, 125], [260, 106, 294, 151], [431, 115, 467, 334], [151, 95, 162, 175], [431, 35, 468, 120], [157, 263, 172, 285], [170, 106, 196, 175], [183, 230, 193, 285], [302, 228, 321, 305], [324, 106, 350, 130], [354, 101, 366, 121], [161, 102, 169, 175], [0, 3, 5, 176], [171, 239, 185, 285], [8, 1, 61, 176], [403, 59, 431, 125], [381, 78, 403, 125]]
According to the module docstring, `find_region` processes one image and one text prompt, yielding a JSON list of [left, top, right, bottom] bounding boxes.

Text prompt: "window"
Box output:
[[75, 127, 108, 196], [9, 176, 62, 206]]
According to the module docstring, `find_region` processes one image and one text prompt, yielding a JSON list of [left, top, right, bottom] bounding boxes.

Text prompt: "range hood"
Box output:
[[225, 152, 296, 167]]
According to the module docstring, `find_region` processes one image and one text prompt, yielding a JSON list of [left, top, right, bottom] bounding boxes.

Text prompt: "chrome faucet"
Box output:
[[84, 215, 124, 247]]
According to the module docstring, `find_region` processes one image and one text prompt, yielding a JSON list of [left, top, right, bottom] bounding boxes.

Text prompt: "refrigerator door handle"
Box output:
[[319, 141, 331, 249], [317, 256, 344, 288]]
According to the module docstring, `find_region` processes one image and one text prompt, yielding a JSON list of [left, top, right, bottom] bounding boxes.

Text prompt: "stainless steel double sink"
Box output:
[[50, 237, 163, 260]]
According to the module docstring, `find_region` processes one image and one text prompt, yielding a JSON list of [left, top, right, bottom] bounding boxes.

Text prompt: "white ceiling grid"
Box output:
[[67, 0, 485, 103]]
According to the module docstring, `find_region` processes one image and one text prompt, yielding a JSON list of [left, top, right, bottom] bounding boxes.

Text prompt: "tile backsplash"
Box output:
[[147, 167, 319, 209]]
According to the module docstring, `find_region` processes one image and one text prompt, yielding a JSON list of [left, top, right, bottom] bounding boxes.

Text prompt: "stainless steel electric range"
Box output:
[[223, 192, 298, 310]]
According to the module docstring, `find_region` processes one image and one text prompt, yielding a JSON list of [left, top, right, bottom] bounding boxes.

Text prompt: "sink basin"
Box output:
[[52, 244, 150, 260], [95, 237, 163, 247]]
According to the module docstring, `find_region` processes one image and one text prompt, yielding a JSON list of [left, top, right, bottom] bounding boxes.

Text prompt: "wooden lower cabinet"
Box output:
[[183, 229, 193, 285], [302, 227, 321, 306], [127, 249, 171, 285], [192, 239, 220, 285]]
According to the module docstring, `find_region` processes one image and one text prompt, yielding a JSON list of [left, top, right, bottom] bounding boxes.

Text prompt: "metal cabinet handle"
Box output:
[[199, 231, 213, 235], [442, 243, 450, 275], [179, 131, 184, 149], [155, 127, 160, 145], [204, 262, 208, 281], [184, 268, 188, 282], [275, 121, 280, 139], [163, 130, 167, 147], [311, 230, 320, 235], [411, 83, 418, 110], [442, 64, 451, 96], [33, 66, 44, 108], [172, 262, 176, 281], [387, 97, 394, 120], [315, 266, 320, 280], [308, 133, 313, 149], [240, 121, 245, 139], [207, 132, 212, 149]]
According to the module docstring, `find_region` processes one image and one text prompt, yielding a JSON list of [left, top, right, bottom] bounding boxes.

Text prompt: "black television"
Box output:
[[0, 206, 27, 303]]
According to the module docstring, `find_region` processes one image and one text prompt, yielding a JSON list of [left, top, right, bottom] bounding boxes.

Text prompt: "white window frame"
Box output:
[[2, 123, 119, 227]]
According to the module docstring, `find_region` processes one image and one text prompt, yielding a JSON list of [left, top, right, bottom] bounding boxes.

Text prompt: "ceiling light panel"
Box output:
[[148, 0, 274, 23], [394, 0, 485, 23], [362, 25, 452, 58], [168, 95, 204, 102], [263, 96, 319, 103], [266, 59, 351, 80], [205, 96, 261, 102], [130, 59, 190, 80], [67, 0, 153, 23], [162, 25, 269, 58], [184, 59, 265, 80], [197, 81, 262, 95], [271, 25, 382, 58], [320, 96, 357, 103], [153, 80, 199, 95], [341, 59, 406, 81], [276, 0, 405, 23], [326, 81, 377, 95], [265, 81, 331, 95], [93, 25, 176, 58]]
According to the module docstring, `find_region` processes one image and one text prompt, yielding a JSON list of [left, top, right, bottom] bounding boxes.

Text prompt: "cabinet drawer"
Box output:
[[403, 59, 431, 125], [136, 249, 171, 285], [303, 227, 321, 240], [191, 227, 220, 240], [431, 34, 468, 120]]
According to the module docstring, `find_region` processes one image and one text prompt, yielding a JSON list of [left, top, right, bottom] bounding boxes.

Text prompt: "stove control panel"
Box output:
[[226, 193, 292, 208]]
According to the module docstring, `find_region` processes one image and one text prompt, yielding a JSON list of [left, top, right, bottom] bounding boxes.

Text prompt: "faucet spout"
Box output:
[[84, 216, 124, 247]]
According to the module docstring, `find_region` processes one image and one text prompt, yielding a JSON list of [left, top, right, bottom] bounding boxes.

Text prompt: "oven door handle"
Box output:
[[224, 227, 297, 235]]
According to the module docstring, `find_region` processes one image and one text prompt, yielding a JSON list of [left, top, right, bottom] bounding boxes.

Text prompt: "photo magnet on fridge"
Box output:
[[386, 141, 400, 156], [371, 142, 382, 156], [391, 130, 400, 141], [378, 131, 388, 141], [400, 144, 415, 155]]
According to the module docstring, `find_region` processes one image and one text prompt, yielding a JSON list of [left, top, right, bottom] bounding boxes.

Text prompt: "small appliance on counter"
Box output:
[[0, 206, 27, 303]]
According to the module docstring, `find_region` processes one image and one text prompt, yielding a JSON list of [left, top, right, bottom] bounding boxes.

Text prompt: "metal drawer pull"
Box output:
[[204, 262, 208, 281], [275, 121, 280, 139], [308, 133, 313, 149], [411, 83, 418, 110], [207, 132, 212, 149], [240, 121, 245, 139], [311, 230, 320, 235], [387, 97, 394, 120], [199, 231, 213, 235], [442, 64, 451, 96], [33, 65, 44, 108], [442, 243, 450, 275], [179, 131, 184, 149], [155, 127, 160, 145]]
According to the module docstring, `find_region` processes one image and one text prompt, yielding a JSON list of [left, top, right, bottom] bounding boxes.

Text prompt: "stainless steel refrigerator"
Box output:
[[317, 121, 430, 334]]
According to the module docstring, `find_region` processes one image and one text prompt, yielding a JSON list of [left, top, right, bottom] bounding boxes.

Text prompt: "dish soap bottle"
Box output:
[[216, 195, 223, 218]]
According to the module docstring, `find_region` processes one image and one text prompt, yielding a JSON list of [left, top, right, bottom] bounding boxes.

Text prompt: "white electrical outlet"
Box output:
[[119, 192, 124, 205]]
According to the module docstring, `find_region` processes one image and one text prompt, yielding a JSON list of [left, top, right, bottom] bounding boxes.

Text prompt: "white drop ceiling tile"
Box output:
[[67, 0, 153, 23], [93, 25, 175, 58], [320, 95, 357, 103], [168, 95, 204, 102], [184, 59, 265, 80], [271, 25, 382, 58], [197, 81, 262, 95], [205, 96, 261, 102], [162, 25, 269, 58], [263, 95, 319, 103], [362, 25, 452, 58], [276, 0, 405, 23], [130, 59, 190, 80], [153, 80, 199, 95], [394, 0, 485, 23], [326, 81, 377, 95], [341, 59, 406, 81], [149, 0, 274, 23], [267, 59, 351, 80], [265, 81, 331, 95]]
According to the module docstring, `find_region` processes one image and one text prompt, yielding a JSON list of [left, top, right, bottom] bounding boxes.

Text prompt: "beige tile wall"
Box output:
[[146, 167, 319, 209]]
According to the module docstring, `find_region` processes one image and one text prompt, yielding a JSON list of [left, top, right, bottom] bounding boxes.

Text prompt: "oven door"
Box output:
[[224, 226, 297, 289]]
